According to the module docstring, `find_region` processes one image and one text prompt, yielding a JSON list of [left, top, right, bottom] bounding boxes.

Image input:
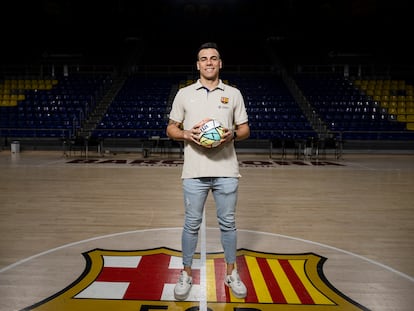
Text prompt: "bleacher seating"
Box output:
[[294, 74, 414, 140], [224, 75, 315, 141], [2, 70, 413, 153], [354, 79, 414, 134], [0, 74, 111, 139], [91, 75, 182, 139]]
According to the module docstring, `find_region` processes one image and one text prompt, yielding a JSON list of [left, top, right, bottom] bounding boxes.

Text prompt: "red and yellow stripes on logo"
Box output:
[[206, 254, 335, 305]]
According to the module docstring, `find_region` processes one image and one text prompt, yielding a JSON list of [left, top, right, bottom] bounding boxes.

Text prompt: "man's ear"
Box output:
[[219, 60, 222, 69]]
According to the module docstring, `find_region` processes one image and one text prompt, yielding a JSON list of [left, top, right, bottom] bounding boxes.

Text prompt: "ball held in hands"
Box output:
[[198, 119, 225, 148]]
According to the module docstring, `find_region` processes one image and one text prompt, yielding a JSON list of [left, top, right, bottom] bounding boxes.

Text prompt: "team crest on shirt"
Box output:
[[23, 247, 369, 311], [221, 96, 229, 104]]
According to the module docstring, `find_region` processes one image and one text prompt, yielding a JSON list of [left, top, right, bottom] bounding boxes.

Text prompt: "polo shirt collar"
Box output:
[[195, 79, 225, 92]]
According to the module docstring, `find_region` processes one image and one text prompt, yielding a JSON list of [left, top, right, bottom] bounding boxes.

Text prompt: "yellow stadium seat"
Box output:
[[380, 101, 389, 108], [389, 101, 398, 109], [381, 89, 390, 95], [397, 115, 406, 122], [397, 95, 405, 102], [407, 115, 414, 122], [374, 89, 382, 96], [0, 99, 17, 106], [397, 102, 405, 108], [388, 108, 397, 114]]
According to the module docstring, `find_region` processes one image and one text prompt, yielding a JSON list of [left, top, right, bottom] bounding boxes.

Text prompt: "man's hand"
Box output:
[[184, 118, 213, 145], [220, 127, 234, 145]]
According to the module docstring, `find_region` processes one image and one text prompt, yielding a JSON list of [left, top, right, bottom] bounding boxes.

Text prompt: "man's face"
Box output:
[[197, 48, 222, 80]]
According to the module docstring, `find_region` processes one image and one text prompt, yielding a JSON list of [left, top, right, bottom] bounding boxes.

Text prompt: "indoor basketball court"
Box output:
[[0, 150, 413, 311]]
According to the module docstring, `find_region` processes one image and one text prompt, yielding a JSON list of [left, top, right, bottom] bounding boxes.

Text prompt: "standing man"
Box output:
[[166, 42, 250, 300]]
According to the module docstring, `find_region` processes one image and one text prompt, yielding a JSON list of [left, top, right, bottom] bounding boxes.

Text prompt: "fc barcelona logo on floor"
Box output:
[[23, 247, 369, 310]]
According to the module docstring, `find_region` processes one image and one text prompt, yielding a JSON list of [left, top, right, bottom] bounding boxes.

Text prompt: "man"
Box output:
[[166, 42, 250, 300]]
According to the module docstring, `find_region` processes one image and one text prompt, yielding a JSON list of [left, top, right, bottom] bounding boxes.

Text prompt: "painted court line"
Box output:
[[199, 208, 207, 310], [1, 227, 412, 285]]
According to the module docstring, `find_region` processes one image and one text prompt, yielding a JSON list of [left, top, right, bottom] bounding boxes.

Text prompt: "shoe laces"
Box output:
[[228, 272, 241, 285], [179, 271, 189, 285], [232, 276, 242, 285]]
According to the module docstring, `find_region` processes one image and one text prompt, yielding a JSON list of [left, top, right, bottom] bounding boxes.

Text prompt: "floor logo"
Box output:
[[23, 247, 368, 311]]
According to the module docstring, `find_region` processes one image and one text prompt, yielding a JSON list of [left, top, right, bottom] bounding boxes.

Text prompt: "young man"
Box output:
[[166, 42, 250, 300]]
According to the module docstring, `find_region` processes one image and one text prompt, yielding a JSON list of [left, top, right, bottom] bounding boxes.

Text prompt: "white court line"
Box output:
[[1, 227, 413, 284], [199, 208, 207, 311], [0, 228, 181, 273]]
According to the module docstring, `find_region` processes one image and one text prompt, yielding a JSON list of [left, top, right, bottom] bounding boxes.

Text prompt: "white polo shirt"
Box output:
[[169, 79, 249, 179]]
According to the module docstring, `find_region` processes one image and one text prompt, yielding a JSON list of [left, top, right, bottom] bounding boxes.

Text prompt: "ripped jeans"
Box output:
[[181, 177, 239, 268]]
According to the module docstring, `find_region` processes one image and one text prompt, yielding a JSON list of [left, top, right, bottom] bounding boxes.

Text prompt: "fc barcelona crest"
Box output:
[[221, 97, 229, 104], [23, 247, 369, 310]]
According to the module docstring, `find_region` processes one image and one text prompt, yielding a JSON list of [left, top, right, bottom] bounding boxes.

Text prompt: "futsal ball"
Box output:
[[199, 119, 225, 148]]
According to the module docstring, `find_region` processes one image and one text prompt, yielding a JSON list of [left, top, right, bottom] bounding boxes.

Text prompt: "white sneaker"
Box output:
[[174, 270, 192, 300], [225, 269, 247, 298]]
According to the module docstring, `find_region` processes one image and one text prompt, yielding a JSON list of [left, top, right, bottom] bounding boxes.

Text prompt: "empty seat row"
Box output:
[[295, 74, 414, 139], [0, 74, 111, 138]]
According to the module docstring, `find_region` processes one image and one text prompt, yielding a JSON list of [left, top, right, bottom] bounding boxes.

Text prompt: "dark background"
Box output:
[[2, 0, 412, 68]]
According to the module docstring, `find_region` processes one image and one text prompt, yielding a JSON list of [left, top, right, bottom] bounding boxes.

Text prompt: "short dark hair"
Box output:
[[197, 42, 220, 59]]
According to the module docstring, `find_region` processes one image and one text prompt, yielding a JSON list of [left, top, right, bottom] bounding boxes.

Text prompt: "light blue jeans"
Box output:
[[181, 177, 239, 268]]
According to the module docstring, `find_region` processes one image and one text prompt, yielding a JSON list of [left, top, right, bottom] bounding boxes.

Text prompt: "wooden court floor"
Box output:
[[0, 149, 413, 311]]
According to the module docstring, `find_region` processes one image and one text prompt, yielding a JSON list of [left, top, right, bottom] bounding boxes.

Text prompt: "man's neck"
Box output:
[[200, 77, 220, 90]]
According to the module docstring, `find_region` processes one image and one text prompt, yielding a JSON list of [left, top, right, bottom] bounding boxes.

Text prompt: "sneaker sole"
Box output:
[[224, 281, 247, 299], [174, 286, 192, 301]]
